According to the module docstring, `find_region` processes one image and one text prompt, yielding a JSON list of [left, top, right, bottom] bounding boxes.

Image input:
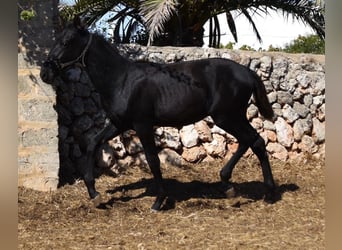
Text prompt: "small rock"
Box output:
[[275, 117, 294, 148], [203, 134, 227, 158], [282, 104, 299, 123], [312, 118, 325, 143], [194, 120, 213, 142], [180, 124, 199, 148], [266, 142, 288, 161], [181, 146, 207, 163]]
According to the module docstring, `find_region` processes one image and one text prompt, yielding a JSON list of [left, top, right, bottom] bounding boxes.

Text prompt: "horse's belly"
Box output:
[[154, 93, 208, 126]]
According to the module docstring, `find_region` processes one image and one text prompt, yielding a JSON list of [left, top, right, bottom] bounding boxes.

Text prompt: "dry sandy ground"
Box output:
[[19, 157, 324, 249]]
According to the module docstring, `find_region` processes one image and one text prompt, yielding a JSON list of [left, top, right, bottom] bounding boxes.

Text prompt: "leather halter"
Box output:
[[58, 34, 93, 69]]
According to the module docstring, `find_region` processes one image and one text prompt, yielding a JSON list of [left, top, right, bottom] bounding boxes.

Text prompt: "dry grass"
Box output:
[[18, 157, 325, 249]]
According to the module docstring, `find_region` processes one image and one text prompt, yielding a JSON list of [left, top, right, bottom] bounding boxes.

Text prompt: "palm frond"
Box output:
[[241, 8, 263, 44], [226, 11, 238, 43], [139, 0, 179, 46], [59, 0, 125, 25], [242, 0, 325, 39]]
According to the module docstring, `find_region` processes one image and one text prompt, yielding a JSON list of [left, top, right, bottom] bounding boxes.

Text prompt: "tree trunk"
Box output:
[[152, 13, 205, 47]]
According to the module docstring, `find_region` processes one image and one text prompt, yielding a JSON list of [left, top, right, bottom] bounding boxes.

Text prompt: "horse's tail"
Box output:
[[252, 71, 275, 121]]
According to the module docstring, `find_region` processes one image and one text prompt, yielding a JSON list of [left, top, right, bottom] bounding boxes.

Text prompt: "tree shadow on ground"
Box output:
[[101, 178, 299, 210]]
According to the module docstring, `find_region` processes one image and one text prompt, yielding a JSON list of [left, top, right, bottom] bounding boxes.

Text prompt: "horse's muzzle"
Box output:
[[40, 60, 59, 84]]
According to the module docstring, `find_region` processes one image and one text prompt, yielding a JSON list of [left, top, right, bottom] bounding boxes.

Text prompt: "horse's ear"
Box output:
[[73, 15, 88, 30], [55, 15, 67, 33]]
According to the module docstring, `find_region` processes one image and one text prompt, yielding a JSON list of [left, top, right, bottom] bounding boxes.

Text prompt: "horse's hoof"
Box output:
[[150, 195, 167, 211], [219, 181, 234, 196], [92, 193, 102, 207], [150, 207, 160, 213], [264, 190, 281, 204], [150, 202, 162, 212], [225, 186, 235, 198]]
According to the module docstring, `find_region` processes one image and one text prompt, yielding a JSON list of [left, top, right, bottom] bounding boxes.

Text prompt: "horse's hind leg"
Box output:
[[215, 117, 276, 202], [215, 118, 253, 183], [134, 123, 166, 211], [250, 135, 277, 203]]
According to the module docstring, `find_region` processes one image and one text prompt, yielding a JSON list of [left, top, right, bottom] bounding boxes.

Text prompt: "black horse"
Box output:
[[40, 16, 277, 211]]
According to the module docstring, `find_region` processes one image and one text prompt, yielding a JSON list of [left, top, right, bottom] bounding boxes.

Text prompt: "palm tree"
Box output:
[[59, 0, 325, 48]]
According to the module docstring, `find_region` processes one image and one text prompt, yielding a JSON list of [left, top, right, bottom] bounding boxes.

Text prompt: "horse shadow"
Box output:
[[100, 178, 299, 210]]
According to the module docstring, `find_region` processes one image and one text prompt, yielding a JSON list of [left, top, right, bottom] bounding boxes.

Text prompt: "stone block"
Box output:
[[18, 98, 57, 122]]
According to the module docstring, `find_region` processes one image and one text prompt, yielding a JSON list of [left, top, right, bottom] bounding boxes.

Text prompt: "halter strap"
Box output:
[[59, 34, 93, 69]]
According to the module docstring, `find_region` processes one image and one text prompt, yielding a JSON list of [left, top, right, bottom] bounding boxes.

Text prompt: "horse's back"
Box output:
[[169, 58, 256, 114], [129, 58, 255, 126]]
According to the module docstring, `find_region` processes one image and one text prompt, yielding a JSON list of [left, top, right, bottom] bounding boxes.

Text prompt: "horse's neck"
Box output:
[[86, 36, 130, 92]]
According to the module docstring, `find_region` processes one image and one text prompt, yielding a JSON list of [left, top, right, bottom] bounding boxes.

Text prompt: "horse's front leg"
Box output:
[[83, 122, 120, 207], [134, 123, 166, 211]]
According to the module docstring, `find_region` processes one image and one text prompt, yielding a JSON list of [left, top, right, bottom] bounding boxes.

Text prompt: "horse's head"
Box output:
[[40, 16, 91, 84]]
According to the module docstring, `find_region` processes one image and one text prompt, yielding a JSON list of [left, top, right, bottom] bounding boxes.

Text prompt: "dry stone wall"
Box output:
[[18, 0, 60, 191], [54, 45, 325, 181], [18, 63, 59, 191]]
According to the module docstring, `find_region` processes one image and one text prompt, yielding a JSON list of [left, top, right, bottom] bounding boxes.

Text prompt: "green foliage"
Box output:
[[239, 44, 256, 51], [219, 42, 235, 49], [283, 34, 324, 54], [20, 8, 36, 21], [267, 45, 282, 52]]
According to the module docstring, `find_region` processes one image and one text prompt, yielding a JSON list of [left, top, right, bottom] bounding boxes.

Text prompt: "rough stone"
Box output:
[[96, 143, 115, 168], [75, 82, 92, 97], [293, 120, 305, 141], [194, 120, 213, 142], [313, 95, 325, 106], [263, 120, 275, 131], [70, 97, 84, 116], [65, 67, 82, 82], [123, 135, 143, 155], [275, 117, 294, 148], [20, 128, 58, 147], [108, 135, 126, 158], [299, 135, 318, 154], [155, 127, 181, 150], [312, 118, 325, 143], [263, 81, 274, 93], [73, 115, 94, 135], [266, 142, 288, 161], [247, 104, 259, 120], [71, 144, 82, 159], [203, 134, 227, 158], [296, 73, 311, 88], [18, 99, 57, 122], [265, 130, 277, 142], [277, 91, 293, 106], [267, 92, 277, 104], [292, 88, 304, 101], [181, 146, 207, 163], [259, 55, 272, 79], [282, 104, 299, 123], [180, 124, 199, 148], [211, 125, 227, 136], [159, 148, 184, 166], [317, 103, 325, 121], [303, 94, 313, 106], [293, 102, 310, 118], [251, 117, 264, 131], [272, 103, 282, 117]]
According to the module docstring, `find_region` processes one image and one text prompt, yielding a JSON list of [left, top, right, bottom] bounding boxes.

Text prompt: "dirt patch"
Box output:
[[18, 157, 325, 249]]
